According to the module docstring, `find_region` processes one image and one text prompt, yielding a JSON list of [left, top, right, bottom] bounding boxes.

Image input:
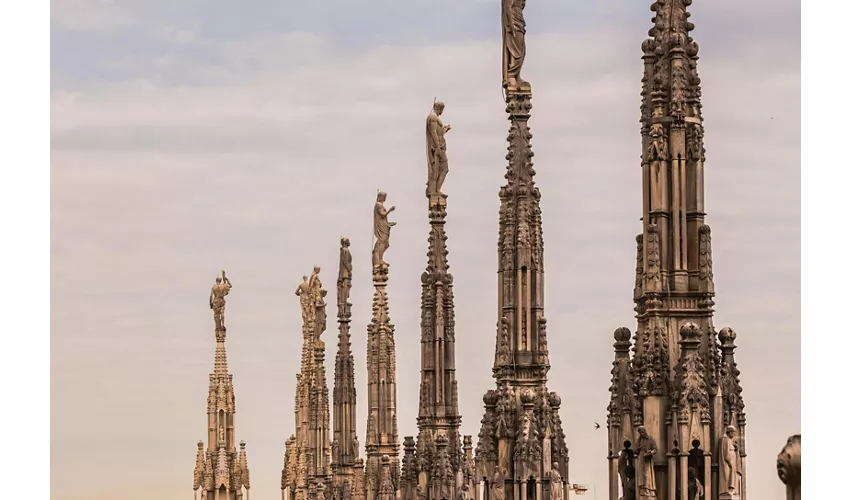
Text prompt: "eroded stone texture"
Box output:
[[194, 271, 250, 500], [777, 435, 801, 500], [606, 2, 749, 500], [283, 266, 333, 500]]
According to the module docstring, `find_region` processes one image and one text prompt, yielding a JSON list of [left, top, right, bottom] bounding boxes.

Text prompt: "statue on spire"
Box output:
[[502, 0, 530, 90], [426, 100, 451, 202], [296, 275, 313, 326], [209, 270, 232, 331], [372, 191, 396, 270], [338, 237, 353, 309]]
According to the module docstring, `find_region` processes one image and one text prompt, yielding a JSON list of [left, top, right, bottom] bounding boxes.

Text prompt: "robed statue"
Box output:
[[210, 270, 233, 331], [309, 266, 327, 337], [492, 469, 505, 500], [636, 426, 657, 499], [550, 463, 564, 500], [426, 100, 451, 200], [502, 0, 529, 90], [719, 426, 742, 497], [338, 237, 353, 309], [372, 191, 396, 269]]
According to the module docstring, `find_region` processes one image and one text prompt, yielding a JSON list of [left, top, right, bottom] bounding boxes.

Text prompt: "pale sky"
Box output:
[[50, 1, 800, 499]]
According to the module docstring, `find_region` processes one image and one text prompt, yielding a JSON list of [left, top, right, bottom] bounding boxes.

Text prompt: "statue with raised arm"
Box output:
[[372, 191, 396, 269], [426, 100, 451, 200], [210, 270, 233, 331], [501, 0, 530, 90], [338, 237, 353, 309], [636, 426, 658, 500], [295, 275, 313, 326]]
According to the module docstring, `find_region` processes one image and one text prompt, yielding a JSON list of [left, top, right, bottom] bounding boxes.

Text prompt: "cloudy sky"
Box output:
[[51, 1, 800, 499]]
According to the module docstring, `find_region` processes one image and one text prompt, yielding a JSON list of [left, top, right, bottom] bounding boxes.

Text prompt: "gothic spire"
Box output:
[[365, 191, 400, 500], [331, 237, 362, 496], [410, 99, 469, 499], [474, 0, 570, 491], [606, 2, 750, 499], [194, 271, 248, 500], [285, 265, 333, 500]]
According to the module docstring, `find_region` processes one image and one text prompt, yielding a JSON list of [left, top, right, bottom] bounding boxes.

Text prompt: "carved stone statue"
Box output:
[[309, 265, 328, 336], [618, 441, 636, 500], [719, 426, 742, 498], [372, 191, 396, 269], [426, 100, 452, 200], [550, 463, 563, 500], [460, 483, 471, 500], [777, 434, 801, 500], [295, 275, 313, 325], [636, 426, 657, 499], [621, 465, 636, 500], [492, 469, 505, 500], [687, 467, 704, 500], [415, 484, 427, 500], [209, 270, 233, 331], [501, 0, 529, 89], [338, 237, 353, 307]]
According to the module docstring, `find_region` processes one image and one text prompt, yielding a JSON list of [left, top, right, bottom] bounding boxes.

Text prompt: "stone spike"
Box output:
[[285, 267, 332, 499], [195, 272, 248, 500], [331, 237, 361, 495], [365, 194, 400, 500], [415, 199, 464, 484], [475, 10, 569, 490]]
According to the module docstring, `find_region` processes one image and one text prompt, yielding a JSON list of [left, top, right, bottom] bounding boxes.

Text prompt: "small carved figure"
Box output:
[[426, 100, 452, 200], [551, 464, 563, 500], [687, 467, 704, 500], [636, 426, 658, 499], [502, 0, 529, 89], [647, 124, 668, 163], [460, 484, 471, 500], [338, 237, 353, 307], [415, 484, 427, 500], [622, 465, 636, 500], [618, 441, 636, 499], [295, 275, 313, 325], [309, 266, 328, 337], [372, 191, 397, 269], [492, 469, 505, 500], [719, 426, 742, 496], [209, 270, 233, 330]]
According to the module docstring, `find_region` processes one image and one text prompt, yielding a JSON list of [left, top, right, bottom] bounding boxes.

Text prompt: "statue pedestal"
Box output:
[[718, 493, 740, 500]]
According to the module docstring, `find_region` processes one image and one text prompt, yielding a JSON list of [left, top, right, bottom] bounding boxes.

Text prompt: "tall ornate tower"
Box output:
[[365, 191, 401, 500], [193, 271, 251, 500], [474, 3, 570, 500], [331, 237, 366, 500], [283, 267, 333, 500], [400, 101, 473, 500], [606, 2, 747, 500]]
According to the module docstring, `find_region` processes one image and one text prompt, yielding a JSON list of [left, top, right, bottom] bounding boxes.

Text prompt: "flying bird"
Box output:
[[594, 422, 601, 430]]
